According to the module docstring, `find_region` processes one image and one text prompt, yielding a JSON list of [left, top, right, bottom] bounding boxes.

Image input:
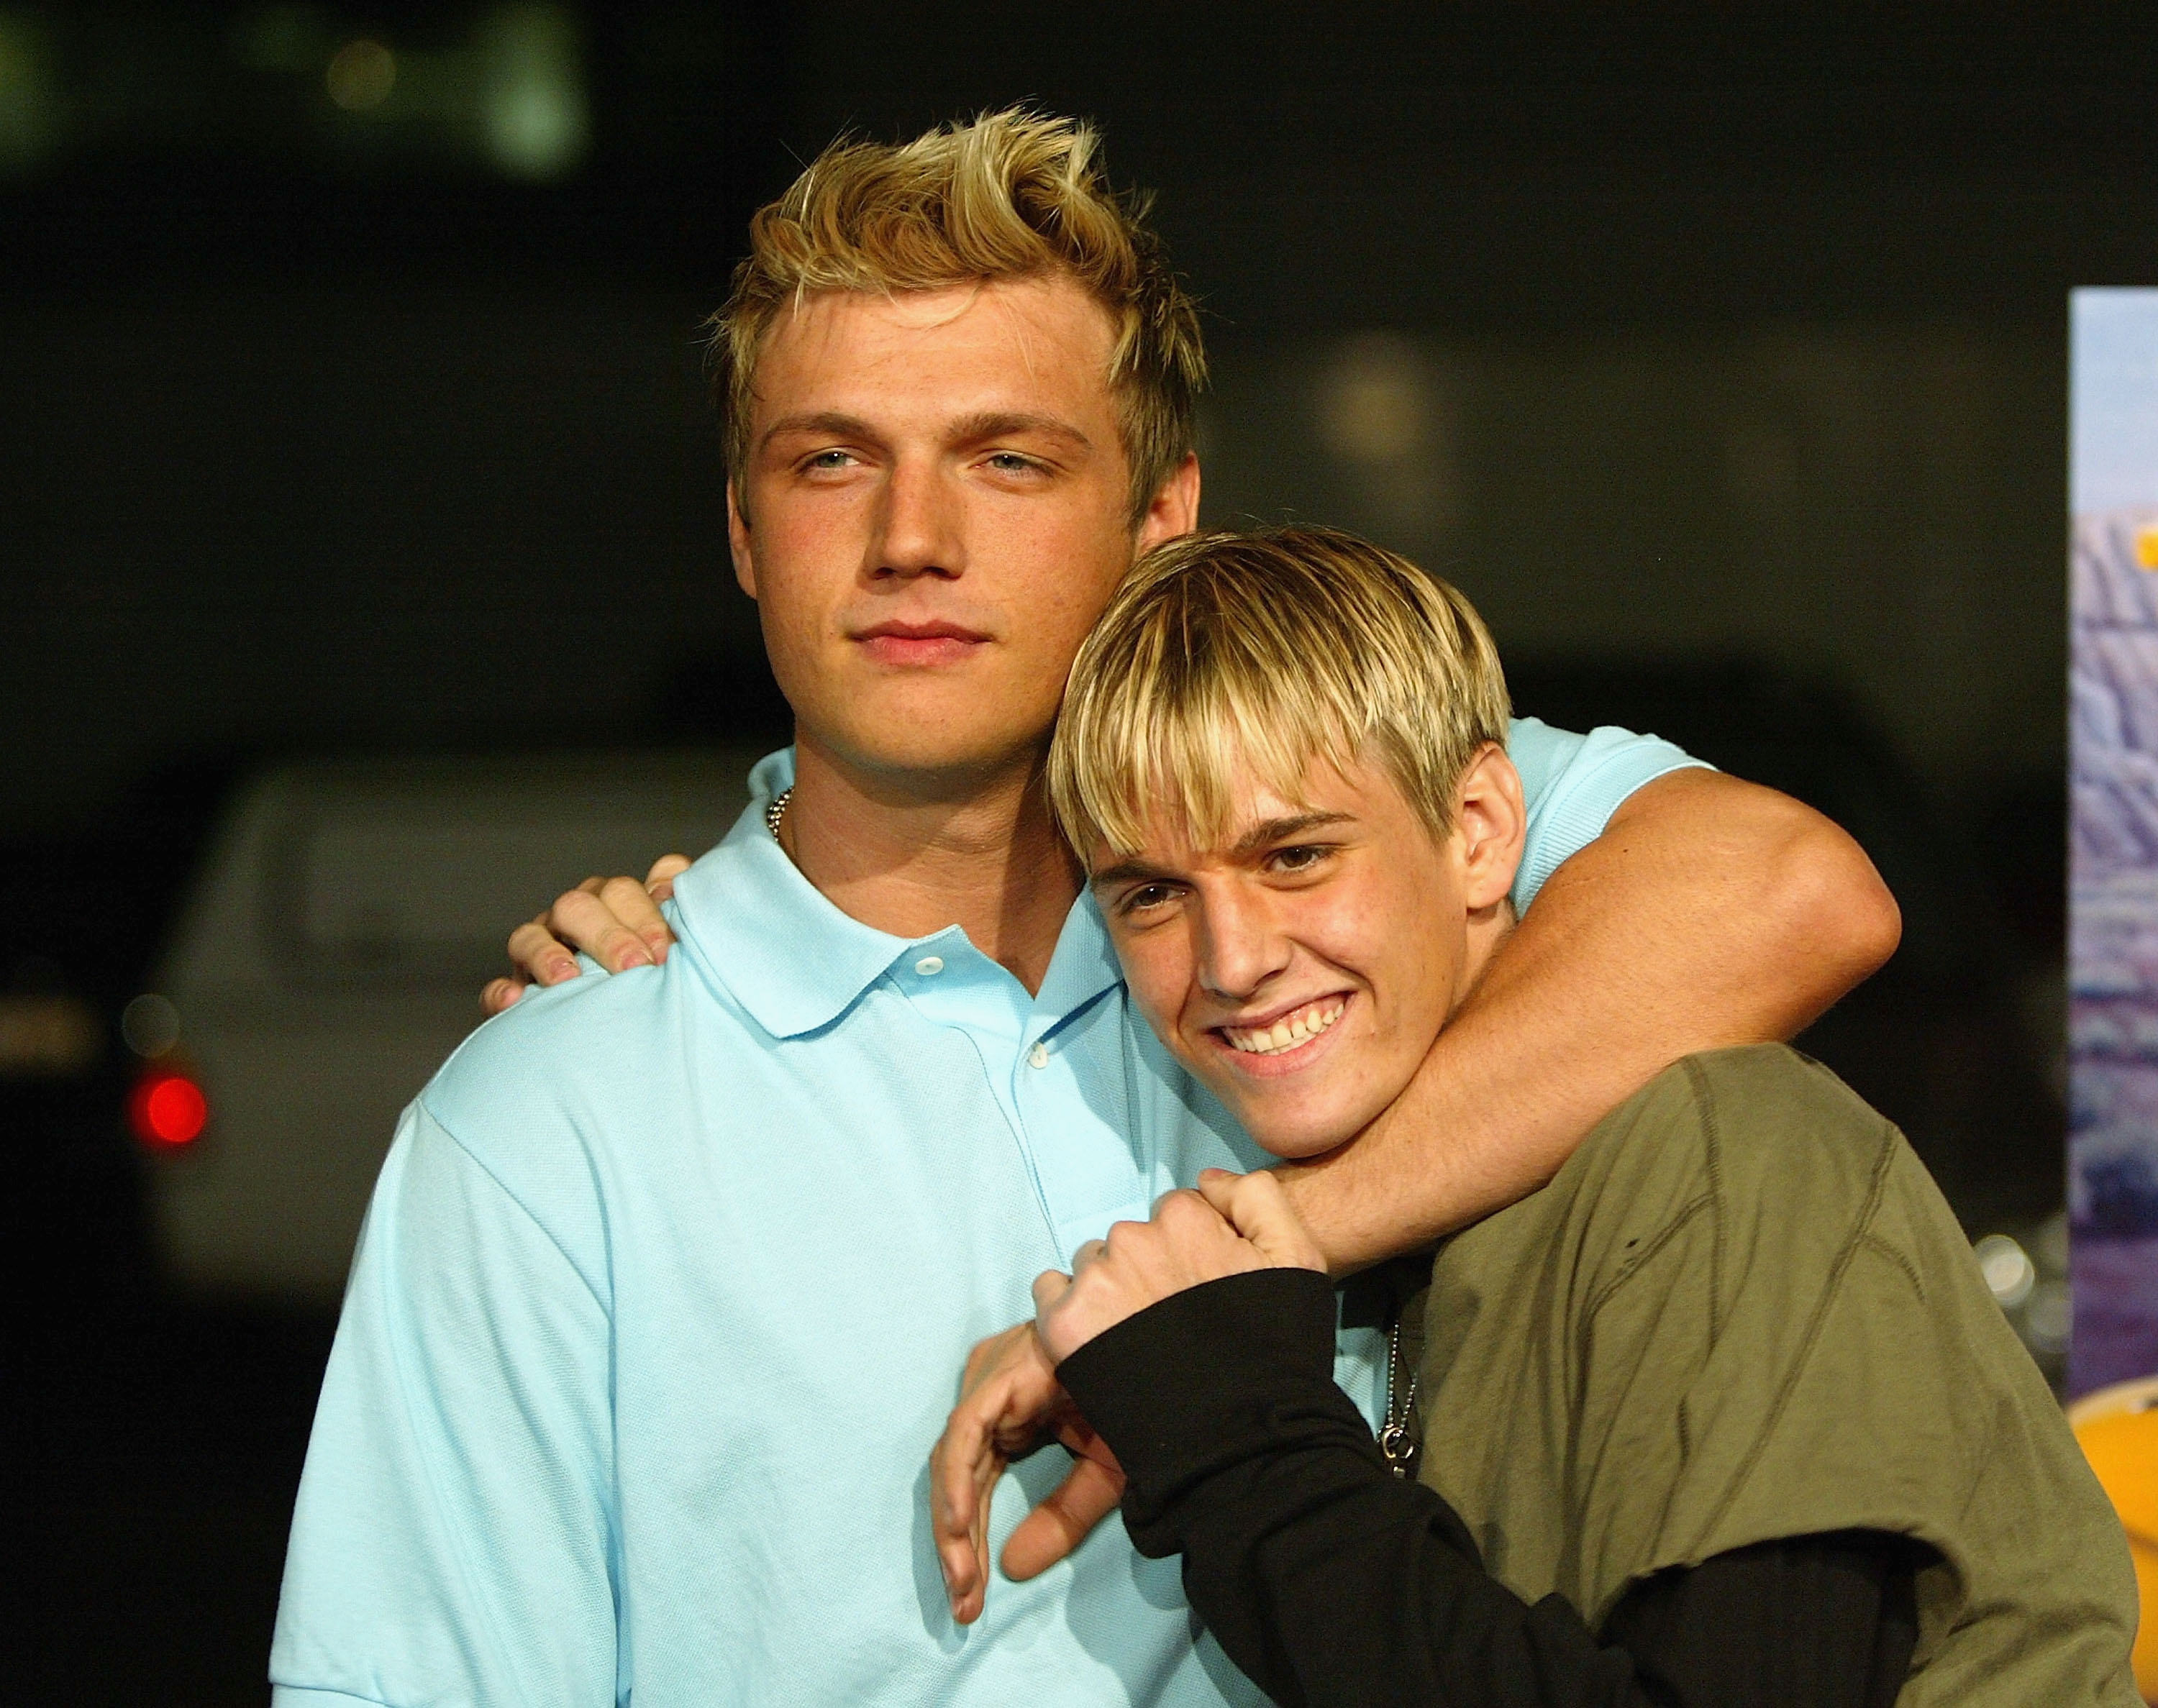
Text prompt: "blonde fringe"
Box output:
[[1049, 527, 1511, 857]]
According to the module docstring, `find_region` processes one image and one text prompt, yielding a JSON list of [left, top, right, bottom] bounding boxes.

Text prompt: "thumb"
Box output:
[[1000, 1453, 1124, 1581], [1032, 1269, 1074, 1317], [643, 852, 692, 903], [1196, 1169, 1325, 1271]]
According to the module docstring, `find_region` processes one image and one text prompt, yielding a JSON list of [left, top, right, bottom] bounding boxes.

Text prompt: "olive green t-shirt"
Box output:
[[1406, 1043, 2139, 1705]]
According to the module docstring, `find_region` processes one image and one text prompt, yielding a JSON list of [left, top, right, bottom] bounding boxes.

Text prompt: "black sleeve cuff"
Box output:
[[1055, 1266, 1390, 1556]]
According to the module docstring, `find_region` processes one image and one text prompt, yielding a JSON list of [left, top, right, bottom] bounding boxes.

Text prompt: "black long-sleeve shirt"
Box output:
[[1057, 1268, 1921, 1708]]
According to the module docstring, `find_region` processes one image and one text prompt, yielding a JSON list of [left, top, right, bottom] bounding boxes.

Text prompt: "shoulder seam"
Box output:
[[1690, 1103, 1902, 1546], [412, 1088, 611, 1317], [1577, 1054, 1728, 1329], [1583, 1193, 1716, 1327], [1683, 1056, 1730, 1345], [1857, 1229, 1926, 1302]]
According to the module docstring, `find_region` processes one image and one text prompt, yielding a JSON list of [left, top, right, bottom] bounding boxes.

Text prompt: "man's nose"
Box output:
[[873, 457, 963, 581], [1196, 885, 1292, 1001]]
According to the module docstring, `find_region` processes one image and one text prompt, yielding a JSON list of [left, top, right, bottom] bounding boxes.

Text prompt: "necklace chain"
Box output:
[[1379, 1315, 1422, 1479], [765, 786, 793, 843]]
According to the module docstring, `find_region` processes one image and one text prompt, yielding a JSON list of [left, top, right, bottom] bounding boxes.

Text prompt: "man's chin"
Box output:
[[1235, 1105, 1362, 1164], [1183, 1064, 1370, 1163], [814, 721, 1057, 787]]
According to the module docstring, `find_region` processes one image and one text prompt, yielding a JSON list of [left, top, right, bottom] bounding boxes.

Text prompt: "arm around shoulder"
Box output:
[[1610, 767, 1901, 1024], [1283, 767, 1900, 1272]]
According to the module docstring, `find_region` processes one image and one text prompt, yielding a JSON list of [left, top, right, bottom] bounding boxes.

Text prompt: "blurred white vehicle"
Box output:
[[138, 747, 763, 1305]]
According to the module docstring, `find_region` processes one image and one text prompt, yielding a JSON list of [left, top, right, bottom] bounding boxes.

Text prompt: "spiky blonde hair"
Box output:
[[709, 107, 1206, 523], [1050, 526, 1511, 856]]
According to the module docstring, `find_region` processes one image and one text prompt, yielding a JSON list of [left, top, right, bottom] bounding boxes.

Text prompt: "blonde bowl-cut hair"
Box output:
[[1049, 526, 1511, 858], [709, 107, 1206, 524]]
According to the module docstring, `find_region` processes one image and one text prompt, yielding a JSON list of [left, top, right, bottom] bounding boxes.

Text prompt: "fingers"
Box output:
[[1000, 1453, 1125, 1581], [1195, 1168, 1326, 1271], [550, 877, 671, 972], [583, 875, 673, 966], [643, 853, 691, 905], [934, 1324, 1071, 1623], [1069, 1237, 1107, 1277], [960, 1323, 1031, 1396], [506, 913, 582, 988], [1149, 1187, 1226, 1233], [595, 874, 675, 964], [496, 857, 686, 1005], [929, 1385, 998, 1623]]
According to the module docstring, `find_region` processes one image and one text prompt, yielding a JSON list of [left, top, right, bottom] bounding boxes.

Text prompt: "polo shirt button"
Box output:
[[914, 956, 944, 976], [1027, 1042, 1050, 1069]]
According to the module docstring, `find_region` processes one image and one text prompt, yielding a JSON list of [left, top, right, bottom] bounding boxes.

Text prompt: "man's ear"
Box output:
[[727, 481, 757, 600], [1134, 452, 1201, 554], [1453, 744, 1526, 910]]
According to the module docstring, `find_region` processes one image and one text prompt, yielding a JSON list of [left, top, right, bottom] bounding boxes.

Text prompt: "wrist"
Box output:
[[1057, 1269, 1342, 1489]]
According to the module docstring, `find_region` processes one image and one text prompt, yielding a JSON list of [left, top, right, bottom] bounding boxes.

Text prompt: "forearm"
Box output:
[[1280, 769, 1899, 1271], [1058, 1271, 1916, 1708], [1061, 1274, 1637, 1707]]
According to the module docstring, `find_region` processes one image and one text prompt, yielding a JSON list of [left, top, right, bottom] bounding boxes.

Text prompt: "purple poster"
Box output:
[[2068, 288, 2158, 1397]]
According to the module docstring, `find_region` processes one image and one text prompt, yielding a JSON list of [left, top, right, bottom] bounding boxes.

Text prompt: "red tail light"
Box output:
[[129, 1067, 208, 1148]]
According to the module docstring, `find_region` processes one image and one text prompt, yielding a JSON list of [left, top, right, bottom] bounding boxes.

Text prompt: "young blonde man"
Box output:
[[934, 529, 2139, 1707], [274, 113, 1897, 1705]]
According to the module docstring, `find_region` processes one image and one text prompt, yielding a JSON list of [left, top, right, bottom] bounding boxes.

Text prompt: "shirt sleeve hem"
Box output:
[[1516, 746, 1713, 910], [270, 1688, 403, 1707]]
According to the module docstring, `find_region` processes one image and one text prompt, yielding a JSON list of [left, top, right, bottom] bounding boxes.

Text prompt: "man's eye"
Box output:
[[1120, 882, 1177, 915], [983, 452, 1042, 475], [803, 449, 855, 470], [1270, 844, 1331, 874]]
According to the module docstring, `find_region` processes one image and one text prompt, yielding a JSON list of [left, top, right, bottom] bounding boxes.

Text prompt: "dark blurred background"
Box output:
[[7, 3, 2155, 1699]]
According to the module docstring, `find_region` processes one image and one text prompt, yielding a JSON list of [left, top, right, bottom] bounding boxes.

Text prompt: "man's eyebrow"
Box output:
[[947, 411, 1095, 453], [1229, 812, 1353, 859], [758, 411, 880, 452], [1089, 856, 1174, 890], [1088, 813, 1355, 889], [758, 410, 1093, 457]]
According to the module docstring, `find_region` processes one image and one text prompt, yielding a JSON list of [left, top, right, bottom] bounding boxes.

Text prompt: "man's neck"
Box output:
[[780, 737, 1082, 995], [1450, 902, 1516, 1014]]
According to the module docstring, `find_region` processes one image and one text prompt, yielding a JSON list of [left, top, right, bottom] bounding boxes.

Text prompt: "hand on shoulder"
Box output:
[[481, 855, 691, 1015]]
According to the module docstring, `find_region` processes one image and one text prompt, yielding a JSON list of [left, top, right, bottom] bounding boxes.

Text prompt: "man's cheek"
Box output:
[[1125, 975, 1185, 1051]]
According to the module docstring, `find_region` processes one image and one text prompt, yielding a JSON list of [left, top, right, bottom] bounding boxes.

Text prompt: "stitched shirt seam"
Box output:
[[1692, 1111, 1901, 1545], [415, 1086, 610, 1319]]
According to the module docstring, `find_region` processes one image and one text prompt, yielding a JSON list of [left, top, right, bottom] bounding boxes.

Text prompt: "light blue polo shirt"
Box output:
[[271, 719, 1702, 1707]]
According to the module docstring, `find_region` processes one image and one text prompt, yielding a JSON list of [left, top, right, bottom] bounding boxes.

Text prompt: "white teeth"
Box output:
[[1225, 1000, 1344, 1056]]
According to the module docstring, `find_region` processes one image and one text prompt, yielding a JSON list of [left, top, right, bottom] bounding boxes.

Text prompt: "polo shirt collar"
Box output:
[[1035, 887, 1123, 1023], [672, 749, 1124, 1039]]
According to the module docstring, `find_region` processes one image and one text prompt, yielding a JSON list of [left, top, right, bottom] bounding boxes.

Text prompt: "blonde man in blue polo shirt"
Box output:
[[271, 111, 1898, 1706]]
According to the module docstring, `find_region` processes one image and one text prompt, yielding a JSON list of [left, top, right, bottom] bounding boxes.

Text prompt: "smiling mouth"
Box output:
[[1220, 997, 1347, 1056]]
